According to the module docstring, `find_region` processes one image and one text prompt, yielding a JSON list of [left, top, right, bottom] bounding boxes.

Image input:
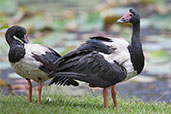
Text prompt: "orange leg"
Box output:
[[111, 85, 118, 108], [27, 79, 32, 103], [37, 80, 42, 104], [103, 88, 108, 108]]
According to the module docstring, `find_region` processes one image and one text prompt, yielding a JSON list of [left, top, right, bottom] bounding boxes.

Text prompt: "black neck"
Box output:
[[5, 32, 16, 46], [6, 29, 26, 63], [131, 23, 140, 47], [129, 21, 144, 74]]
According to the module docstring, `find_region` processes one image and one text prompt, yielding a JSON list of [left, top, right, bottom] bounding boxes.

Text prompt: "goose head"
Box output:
[[116, 9, 140, 24], [5, 25, 29, 44]]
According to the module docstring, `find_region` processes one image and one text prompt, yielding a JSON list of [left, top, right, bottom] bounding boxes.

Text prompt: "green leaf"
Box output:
[[151, 12, 171, 30], [0, 25, 8, 30], [140, 0, 156, 4], [148, 50, 171, 63], [31, 32, 76, 47], [0, 0, 18, 13], [77, 12, 103, 31]]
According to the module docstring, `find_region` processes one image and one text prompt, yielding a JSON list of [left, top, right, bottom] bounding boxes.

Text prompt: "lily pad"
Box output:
[[77, 12, 103, 31], [31, 32, 76, 47], [0, 0, 18, 13], [19, 14, 52, 33], [151, 12, 171, 30], [148, 50, 170, 60]]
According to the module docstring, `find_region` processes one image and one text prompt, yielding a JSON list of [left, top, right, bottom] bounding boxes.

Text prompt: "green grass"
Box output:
[[0, 94, 170, 114]]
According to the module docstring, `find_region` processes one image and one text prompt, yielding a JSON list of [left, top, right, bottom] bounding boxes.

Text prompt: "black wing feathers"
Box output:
[[78, 39, 116, 54], [53, 50, 92, 69], [32, 47, 79, 86], [32, 51, 58, 73], [50, 51, 127, 88], [50, 36, 126, 87], [32, 47, 61, 73], [47, 47, 61, 57], [49, 72, 85, 86], [90, 36, 113, 42]]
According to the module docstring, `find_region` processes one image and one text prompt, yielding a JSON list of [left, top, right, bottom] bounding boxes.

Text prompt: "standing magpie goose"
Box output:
[[5, 25, 78, 104], [49, 9, 144, 108]]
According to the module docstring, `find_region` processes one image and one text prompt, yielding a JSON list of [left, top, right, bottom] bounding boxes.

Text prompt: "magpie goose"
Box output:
[[5, 25, 78, 104], [49, 9, 144, 108]]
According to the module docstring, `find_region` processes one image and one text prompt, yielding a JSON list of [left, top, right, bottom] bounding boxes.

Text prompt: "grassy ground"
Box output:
[[0, 93, 170, 114]]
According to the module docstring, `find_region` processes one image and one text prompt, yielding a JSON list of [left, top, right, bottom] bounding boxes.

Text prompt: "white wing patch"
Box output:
[[99, 37, 137, 80], [10, 44, 51, 82], [25, 44, 51, 56]]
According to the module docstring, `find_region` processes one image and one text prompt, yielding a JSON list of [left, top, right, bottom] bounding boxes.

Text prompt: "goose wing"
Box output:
[[28, 44, 79, 86], [49, 38, 127, 87]]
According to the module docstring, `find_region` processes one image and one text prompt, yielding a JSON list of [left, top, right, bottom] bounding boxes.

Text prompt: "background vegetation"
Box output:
[[0, 0, 171, 113]]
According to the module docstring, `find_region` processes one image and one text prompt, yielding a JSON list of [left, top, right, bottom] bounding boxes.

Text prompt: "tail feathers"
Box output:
[[49, 72, 86, 86]]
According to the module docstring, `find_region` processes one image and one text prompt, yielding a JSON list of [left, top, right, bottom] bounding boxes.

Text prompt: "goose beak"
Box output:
[[116, 12, 131, 23], [116, 18, 126, 23], [24, 34, 29, 44]]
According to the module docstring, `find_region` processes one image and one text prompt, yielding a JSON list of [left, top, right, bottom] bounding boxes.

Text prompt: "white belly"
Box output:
[[10, 43, 51, 82], [100, 38, 137, 80], [10, 59, 49, 82]]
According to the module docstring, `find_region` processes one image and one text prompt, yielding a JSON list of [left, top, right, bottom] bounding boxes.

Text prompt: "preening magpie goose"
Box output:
[[5, 25, 78, 104]]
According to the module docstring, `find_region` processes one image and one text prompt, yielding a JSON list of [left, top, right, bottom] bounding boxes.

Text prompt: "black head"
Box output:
[[5, 25, 29, 44], [116, 9, 140, 24]]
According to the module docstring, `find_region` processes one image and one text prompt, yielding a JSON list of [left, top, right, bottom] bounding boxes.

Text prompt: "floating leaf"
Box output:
[[151, 12, 171, 30], [19, 14, 52, 33], [147, 50, 171, 63], [140, 0, 156, 4], [0, 0, 18, 13], [31, 32, 76, 47], [0, 25, 8, 30], [77, 12, 103, 31], [49, 20, 65, 31]]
